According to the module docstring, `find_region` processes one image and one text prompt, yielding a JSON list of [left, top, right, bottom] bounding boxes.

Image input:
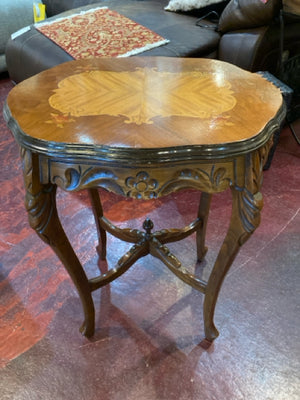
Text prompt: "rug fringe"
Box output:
[[118, 39, 170, 57]]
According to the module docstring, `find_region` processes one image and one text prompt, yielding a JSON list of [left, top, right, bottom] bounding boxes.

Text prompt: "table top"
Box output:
[[4, 57, 285, 162]]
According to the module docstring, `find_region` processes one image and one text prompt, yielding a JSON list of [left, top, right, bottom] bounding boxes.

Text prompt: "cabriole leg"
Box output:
[[203, 185, 263, 342], [22, 149, 95, 337]]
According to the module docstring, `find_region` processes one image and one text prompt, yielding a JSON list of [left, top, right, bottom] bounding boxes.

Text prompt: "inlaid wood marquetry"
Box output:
[[49, 68, 236, 124], [4, 57, 285, 344], [5, 57, 283, 150]]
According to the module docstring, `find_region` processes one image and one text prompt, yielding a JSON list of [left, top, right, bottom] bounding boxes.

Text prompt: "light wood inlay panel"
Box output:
[[49, 69, 236, 124], [6, 57, 283, 149]]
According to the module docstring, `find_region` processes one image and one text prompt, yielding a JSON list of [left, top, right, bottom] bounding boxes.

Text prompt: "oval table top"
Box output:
[[4, 57, 285, 162]]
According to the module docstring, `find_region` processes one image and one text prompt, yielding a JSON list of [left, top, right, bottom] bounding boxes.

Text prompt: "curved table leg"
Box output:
[[196, 192, 212, 261], [203, 185, 263, 342], [22, 150, 95, 337], [88, 188, 107, 259]]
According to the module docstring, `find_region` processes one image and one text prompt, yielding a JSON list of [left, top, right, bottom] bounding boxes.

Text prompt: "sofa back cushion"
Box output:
[[42, 0, 100, 16], [283, 0, 300, 15], [218, 0, 281, 33]]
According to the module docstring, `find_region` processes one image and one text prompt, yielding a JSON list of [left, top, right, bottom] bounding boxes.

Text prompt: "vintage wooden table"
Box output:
[[4, 57, 285, 342]]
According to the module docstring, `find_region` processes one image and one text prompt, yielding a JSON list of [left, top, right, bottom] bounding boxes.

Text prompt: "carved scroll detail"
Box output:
[[21, 148, 55, 243], [47, 159, 234, 199], [51, 165, 125, 195], [252, 138, 273, 192], [235, 187, 263, 241], [160, 165, 232, 196], [25, 187, 55, 239], [227, 138, 272, 240]]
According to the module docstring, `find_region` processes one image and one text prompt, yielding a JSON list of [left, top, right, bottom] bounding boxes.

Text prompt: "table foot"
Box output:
[[204, 319, 219, 342], [79, 318, 95, 337], [199, 338, 214, 350]]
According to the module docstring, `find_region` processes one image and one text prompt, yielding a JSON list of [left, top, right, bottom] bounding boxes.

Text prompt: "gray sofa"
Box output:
[[0, 0, 45, 72], [4, 0, 300, 84]]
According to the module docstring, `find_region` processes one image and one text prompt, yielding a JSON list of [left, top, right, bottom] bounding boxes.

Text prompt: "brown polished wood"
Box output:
[[3, 57, 285, 343]]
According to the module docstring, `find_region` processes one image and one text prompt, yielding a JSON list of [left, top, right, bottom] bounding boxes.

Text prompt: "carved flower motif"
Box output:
[[126, 171, 158, 199]]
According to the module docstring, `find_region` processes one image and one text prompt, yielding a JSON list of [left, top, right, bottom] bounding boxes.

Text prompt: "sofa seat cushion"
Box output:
[[6, 0, 220, 83]]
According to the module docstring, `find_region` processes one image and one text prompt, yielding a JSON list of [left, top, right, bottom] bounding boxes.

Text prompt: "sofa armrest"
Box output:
[[218, 26, 271, 72], [218, 22, 300, 74]]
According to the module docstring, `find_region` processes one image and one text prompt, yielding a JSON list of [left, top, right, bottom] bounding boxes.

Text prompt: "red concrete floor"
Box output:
[[0, 71, 299, 400]]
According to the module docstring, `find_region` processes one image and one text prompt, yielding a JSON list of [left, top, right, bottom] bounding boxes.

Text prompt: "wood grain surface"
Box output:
[[6, 57, 283, 152]]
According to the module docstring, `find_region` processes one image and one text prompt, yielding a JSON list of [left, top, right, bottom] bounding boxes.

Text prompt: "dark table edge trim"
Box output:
[[3, 101, 286, 165]]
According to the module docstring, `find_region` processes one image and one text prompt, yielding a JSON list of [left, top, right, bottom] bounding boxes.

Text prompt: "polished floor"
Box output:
[[0, 72, 300, 400]]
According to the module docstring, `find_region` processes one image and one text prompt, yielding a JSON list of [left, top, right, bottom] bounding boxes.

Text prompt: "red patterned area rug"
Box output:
[[36, 7, 169, 58]]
